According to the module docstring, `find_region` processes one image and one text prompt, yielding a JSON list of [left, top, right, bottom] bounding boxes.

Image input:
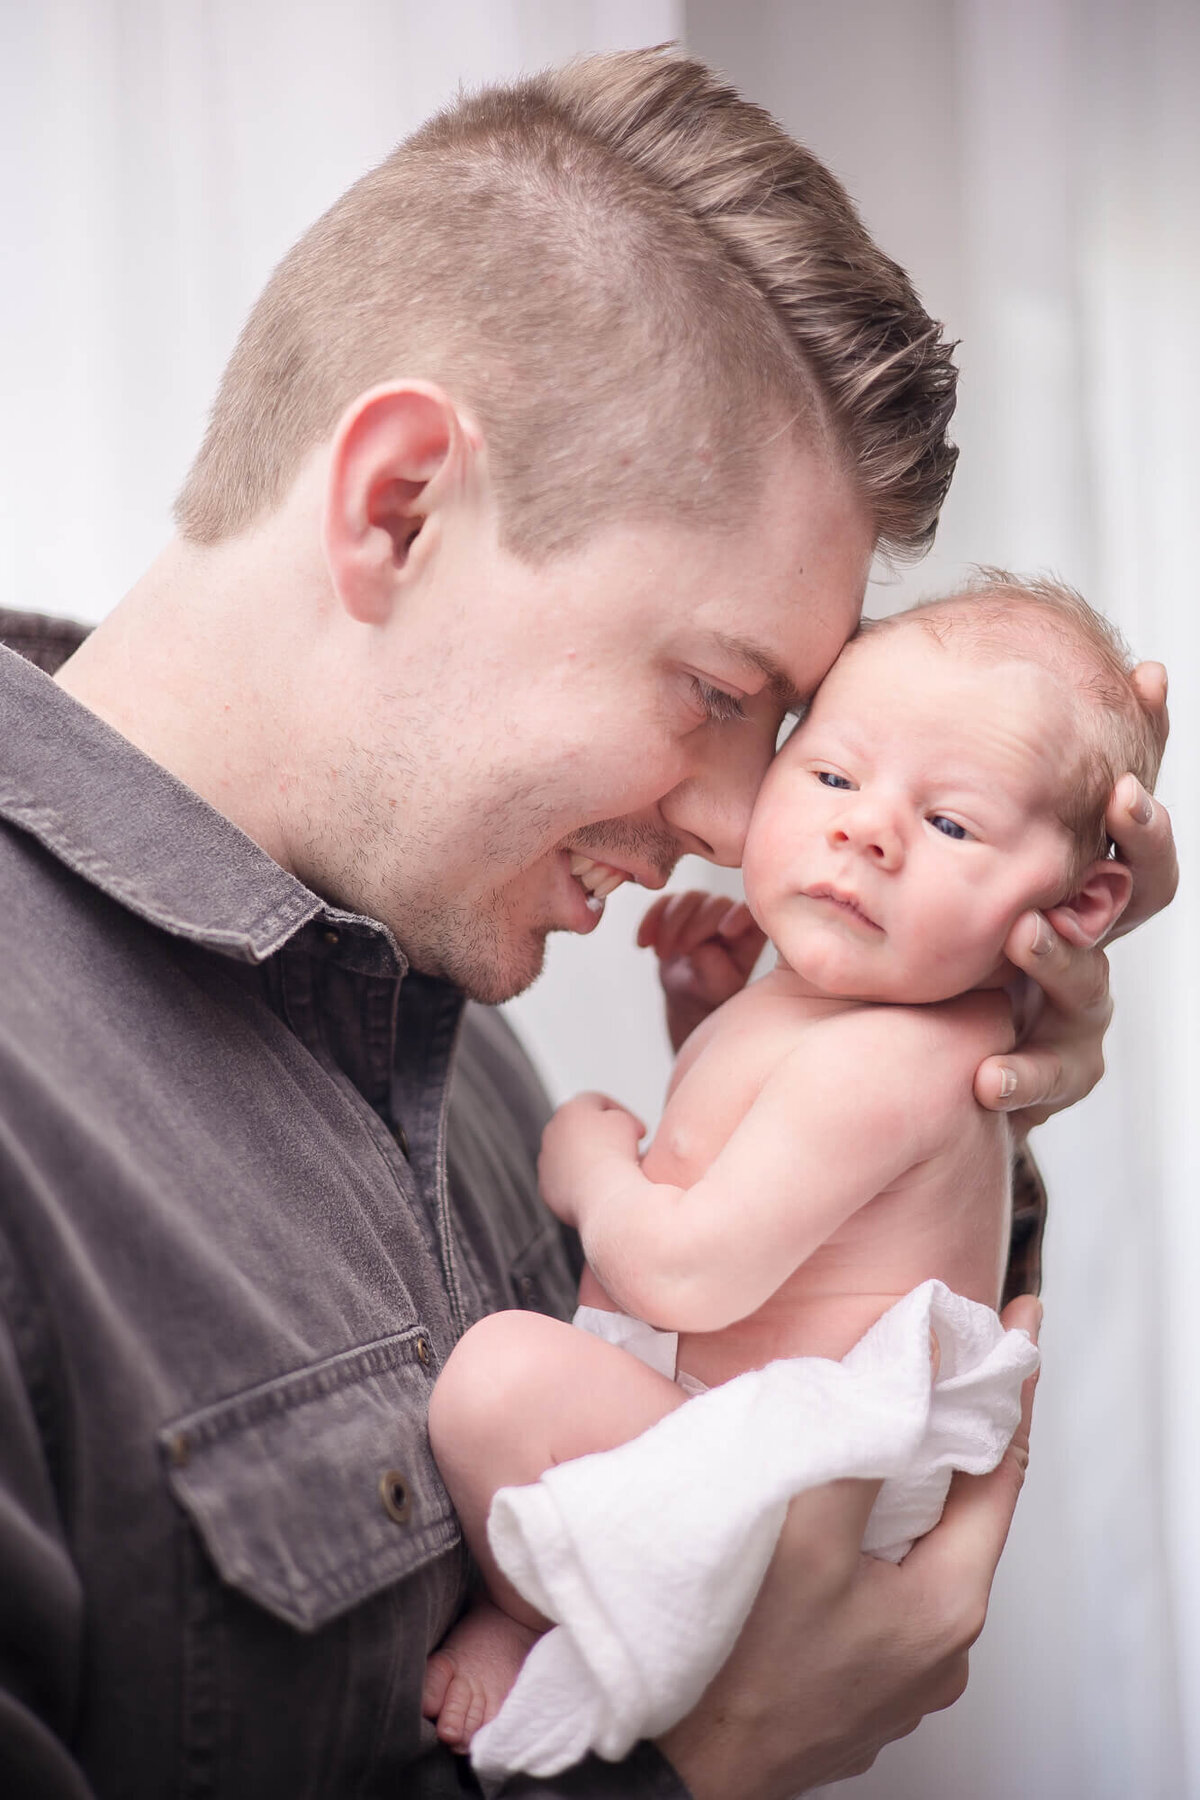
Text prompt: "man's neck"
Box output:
[[53, 530, 316, 874]]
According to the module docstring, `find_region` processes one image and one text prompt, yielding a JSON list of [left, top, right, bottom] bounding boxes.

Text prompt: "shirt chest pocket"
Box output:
[[159, 1327, 459, 1632]]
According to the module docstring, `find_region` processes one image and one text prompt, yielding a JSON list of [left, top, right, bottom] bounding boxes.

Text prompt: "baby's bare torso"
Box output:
[[582, 971, 1014, 1390]]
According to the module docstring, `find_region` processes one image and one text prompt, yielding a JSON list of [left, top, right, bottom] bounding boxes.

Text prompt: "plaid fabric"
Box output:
[[0, 608, 89, 674], [1003, 1141, 1047, 1304], [0, 606, 1048, 1304]]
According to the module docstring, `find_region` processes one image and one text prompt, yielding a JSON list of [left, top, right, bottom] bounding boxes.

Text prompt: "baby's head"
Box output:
[[742, 571, 1165, 1004]]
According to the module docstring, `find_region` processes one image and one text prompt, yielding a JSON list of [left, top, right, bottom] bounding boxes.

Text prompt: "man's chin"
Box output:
[[408, 926, 552, 1007]]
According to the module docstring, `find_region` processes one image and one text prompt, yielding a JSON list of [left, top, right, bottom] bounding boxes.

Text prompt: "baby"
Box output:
[[423, 572, 1164, 1750]]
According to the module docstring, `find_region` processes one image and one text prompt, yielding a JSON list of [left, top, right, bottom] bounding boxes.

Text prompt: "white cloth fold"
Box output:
[[471, 1279, 1038, 1781]]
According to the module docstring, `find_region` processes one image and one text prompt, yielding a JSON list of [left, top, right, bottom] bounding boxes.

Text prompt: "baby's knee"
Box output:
[[429, 1310, 563, 1461]]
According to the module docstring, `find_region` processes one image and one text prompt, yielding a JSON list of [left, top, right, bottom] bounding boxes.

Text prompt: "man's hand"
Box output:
[[976, 663, 1177, 1128], [638, 891, 767, 1053], [537, 1093, 645, 1229], [658, 1295, 1041, 1800]]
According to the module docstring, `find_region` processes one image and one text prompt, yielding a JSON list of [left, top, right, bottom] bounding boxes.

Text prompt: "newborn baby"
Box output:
[[423, 572, 1164, 1752]]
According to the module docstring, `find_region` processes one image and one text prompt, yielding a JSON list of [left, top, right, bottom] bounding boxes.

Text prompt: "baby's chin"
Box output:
[[970, 959, 1018, 993], [775, 946, 1013, 1007]]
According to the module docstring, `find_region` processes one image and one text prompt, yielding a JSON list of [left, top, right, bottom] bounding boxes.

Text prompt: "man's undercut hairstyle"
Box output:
[[175, 46, 958, 562], [871, 570, 1166, 880]]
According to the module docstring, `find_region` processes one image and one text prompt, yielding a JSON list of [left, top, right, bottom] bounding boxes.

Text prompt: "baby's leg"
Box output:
[[431, 1309, 688, 1619], [425, 1310, 687, 1747]]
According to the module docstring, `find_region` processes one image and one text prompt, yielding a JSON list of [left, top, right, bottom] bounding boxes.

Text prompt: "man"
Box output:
[[0, 47, 1174, 1799]]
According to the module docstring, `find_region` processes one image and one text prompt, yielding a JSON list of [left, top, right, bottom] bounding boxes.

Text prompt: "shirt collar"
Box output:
[[0, 643, 403, 970]]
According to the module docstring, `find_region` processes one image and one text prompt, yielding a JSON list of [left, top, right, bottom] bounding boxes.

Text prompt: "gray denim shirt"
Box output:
[[0, 622, 686, 1800]]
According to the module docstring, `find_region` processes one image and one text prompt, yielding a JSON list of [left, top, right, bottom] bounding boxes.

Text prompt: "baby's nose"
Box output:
[[828, 803, 903, 868]]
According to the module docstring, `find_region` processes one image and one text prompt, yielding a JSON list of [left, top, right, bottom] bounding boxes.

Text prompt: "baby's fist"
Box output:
[[538, 1093, 645, 1226]]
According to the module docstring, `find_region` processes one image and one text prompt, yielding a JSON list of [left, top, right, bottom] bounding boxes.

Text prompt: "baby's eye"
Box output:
[[930, 814, 969, 840], [689, 678, 747, 724], [817, 770, 852, 790]]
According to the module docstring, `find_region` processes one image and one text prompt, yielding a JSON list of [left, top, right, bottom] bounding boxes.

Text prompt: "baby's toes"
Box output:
[[435, 1671, 482, 1749], [421, 1650, 455, 1720], [460, 1677, 490, 1740]]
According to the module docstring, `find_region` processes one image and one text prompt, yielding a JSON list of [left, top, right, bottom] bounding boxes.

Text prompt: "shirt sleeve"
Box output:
[[0, 1270, 95, 1799]]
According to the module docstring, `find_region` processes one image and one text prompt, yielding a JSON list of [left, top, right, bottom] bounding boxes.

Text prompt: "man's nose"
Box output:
[[658, 724, 775, 868], [826, 797, 904, 870]]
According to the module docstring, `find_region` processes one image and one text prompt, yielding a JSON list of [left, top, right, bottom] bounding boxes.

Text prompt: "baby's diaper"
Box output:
[[571, 1303, 708, 1396]]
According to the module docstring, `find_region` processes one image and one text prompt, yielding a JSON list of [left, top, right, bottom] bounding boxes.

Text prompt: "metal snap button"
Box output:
[[166, 1430, 191, 1469], [416, 1337, 430, 1367], [391, 1122, 410, 1158], [322, 928, 340, 946], [379, 1470, 412, 1525]]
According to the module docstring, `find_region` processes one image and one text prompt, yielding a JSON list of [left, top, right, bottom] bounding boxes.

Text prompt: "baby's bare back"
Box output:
[[643, 974, 1014, 1389]]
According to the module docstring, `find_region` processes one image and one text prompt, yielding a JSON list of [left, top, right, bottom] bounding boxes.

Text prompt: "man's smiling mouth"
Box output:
[[569, 853, 629, 914]]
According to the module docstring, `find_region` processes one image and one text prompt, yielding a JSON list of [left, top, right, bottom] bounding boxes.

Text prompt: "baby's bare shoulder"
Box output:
[[772, 992, 1014, 1129], [859, 991, 1010, 1070]]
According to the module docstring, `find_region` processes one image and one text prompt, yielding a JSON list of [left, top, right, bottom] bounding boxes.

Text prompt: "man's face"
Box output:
[[311, 441, 871, 1002], [742, 628, 1079, 1003]]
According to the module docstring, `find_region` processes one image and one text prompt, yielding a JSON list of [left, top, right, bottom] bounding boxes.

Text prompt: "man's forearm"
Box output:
[[499, 1742, 690, 1800]]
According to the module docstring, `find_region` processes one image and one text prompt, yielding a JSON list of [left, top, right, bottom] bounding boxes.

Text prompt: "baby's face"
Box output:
[[741, 627, 1078, 1003]]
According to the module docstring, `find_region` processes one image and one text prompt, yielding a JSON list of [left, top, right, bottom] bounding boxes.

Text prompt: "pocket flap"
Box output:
[[159, 1328, 459, 1632]]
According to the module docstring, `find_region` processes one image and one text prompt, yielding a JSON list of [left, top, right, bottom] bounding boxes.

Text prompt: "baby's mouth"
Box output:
[[568, 853, 629, 915], [806, 884, 882, 931]]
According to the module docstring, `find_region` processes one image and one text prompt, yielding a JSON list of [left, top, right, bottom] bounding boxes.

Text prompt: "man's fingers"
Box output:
[[1106, 776, 1178, 936], [1130, 658, 1168, 720], [1003, 910, 1111, 1016], [776, 1476, 885, 1583], [975, 1047, 1066, 1115], [1106, 651, 1175, 939], [905, 1298, 1040, 1609], [999, 1291, 1042, 1350]]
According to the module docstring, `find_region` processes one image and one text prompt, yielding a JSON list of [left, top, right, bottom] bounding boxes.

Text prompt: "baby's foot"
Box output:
[[422, 1599, 541, 1752]]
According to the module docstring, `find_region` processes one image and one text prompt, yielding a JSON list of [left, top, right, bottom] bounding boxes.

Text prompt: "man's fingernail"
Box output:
[[998, 1067, 1018, 1100], [1126, 777, 1154, 826], [1029, 915, 1054, 956]]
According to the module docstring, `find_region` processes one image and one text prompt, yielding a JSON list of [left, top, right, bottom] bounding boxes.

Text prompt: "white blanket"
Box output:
[[471, 1279, 1038, 1782]]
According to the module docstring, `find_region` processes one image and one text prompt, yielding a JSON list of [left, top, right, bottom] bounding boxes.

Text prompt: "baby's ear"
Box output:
[[1046, 859, 1135, 948]]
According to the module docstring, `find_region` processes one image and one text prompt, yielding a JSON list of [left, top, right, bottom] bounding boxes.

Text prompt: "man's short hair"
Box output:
[[870, 571, 1166, 879], [175, 46, 959, 562]]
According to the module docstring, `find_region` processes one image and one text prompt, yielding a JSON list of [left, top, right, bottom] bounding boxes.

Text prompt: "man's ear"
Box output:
[[1046, 859, 1135, 947], [321, 382, 480, 626]]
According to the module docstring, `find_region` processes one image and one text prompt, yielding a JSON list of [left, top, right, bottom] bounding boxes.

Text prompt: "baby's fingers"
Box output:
[[638, 890, 759, 963], [637, 890, 709, 954]]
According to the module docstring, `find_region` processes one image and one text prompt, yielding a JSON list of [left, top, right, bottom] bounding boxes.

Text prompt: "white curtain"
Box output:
[[2, 5, 1196, 1796], [0, 0, 682, 621]]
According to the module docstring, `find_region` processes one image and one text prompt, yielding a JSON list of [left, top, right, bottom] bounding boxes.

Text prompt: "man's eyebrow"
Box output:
[[707, 633, 803, 707]]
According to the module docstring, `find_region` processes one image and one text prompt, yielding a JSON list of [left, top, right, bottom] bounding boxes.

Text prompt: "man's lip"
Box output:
[[563, 848, 673, 892], [804, 884, 882, 931]]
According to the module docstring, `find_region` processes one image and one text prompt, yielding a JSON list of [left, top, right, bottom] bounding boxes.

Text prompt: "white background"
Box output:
[[2, 3, 1196, 1795]]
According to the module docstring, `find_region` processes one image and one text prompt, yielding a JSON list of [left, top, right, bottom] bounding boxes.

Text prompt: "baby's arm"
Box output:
[[539, 1007, 974, 1333]]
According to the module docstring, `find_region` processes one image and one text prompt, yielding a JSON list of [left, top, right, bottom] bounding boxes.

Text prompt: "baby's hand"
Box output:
[[538, 1093, 646, 1228], [639, 891, 767, 1053]]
